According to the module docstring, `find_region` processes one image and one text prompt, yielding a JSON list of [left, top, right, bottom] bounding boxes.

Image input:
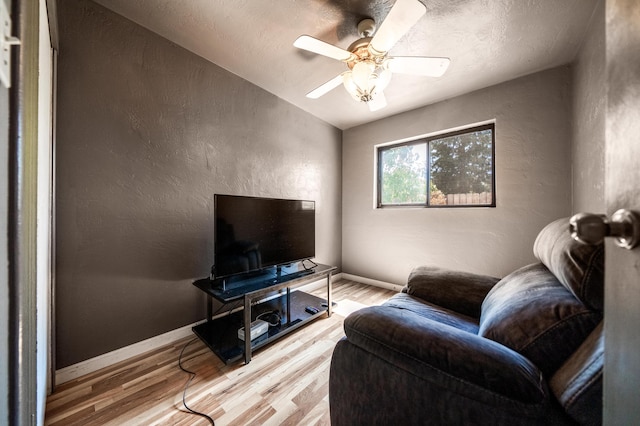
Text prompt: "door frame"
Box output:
[[8, 0, 40, 422]]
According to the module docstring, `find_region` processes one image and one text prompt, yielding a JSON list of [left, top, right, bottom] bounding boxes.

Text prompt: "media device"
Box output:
[[237, 319, 269, 341], [213, 194, 315, 280]]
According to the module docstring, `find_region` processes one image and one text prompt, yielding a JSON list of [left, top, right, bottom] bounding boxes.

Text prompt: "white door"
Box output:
[[604, 0, 640, 423]]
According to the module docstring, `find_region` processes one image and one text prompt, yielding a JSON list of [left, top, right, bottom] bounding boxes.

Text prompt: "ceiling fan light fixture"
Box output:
[[342, 72, 371, 102], [343, 61, 392, 104]]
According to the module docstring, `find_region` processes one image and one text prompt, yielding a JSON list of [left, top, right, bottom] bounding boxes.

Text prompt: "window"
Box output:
[[377, 124, 495, 208]]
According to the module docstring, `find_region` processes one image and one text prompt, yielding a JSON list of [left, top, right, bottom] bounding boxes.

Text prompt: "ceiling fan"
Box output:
[[293, 0, 450, 111]]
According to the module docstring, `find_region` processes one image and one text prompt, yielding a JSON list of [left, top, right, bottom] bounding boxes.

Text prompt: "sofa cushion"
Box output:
[[342, 306, 549, 404], [550, 321, 603, 426], [479, 263, 602, 377], [384, 293, 480, 334], [406, 266, 500, 318], [533, 217, 605, 311]]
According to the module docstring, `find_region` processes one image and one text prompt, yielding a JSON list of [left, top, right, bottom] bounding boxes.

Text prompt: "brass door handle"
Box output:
[[570, 209, 640, 249]]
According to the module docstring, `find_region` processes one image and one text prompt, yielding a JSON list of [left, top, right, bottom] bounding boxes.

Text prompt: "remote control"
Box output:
[[305, 306, 319, 314]]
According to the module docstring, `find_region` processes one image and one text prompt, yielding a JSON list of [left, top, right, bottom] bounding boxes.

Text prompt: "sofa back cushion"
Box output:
[[479, 263, 602, 377], [533, 217, 605, 311]]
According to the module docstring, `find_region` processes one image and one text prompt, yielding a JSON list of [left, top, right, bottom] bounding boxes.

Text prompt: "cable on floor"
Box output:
[[178, 337, 215, 425]]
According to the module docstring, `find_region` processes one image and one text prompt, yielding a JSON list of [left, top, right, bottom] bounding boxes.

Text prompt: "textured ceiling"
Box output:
[[93, 0, 599, 130]]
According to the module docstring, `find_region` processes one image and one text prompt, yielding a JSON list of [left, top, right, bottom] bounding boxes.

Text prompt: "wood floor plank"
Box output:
[[45, 279, 396, 425]]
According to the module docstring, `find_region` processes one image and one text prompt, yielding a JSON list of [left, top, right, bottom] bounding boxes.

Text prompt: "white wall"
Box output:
[[572, 0, 605, 213], [342, 67, 572, 285]]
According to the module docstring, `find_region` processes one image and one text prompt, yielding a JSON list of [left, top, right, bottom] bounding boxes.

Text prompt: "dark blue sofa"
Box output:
[[329, 218, 604, 425]]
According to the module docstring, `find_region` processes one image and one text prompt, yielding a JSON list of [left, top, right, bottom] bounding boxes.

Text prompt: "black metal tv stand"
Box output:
[[192, 263, 336, 364]]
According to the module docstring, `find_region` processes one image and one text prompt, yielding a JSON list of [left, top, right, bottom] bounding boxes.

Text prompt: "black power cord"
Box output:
[[256, 310, 282, 326], [178, 338, 215, 425]]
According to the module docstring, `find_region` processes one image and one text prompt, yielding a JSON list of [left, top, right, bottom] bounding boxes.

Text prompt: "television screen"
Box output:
[[214, 194, 315, 279]]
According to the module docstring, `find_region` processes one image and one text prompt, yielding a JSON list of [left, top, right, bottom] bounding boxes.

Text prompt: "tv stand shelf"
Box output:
[[192, 263, 336, 364]]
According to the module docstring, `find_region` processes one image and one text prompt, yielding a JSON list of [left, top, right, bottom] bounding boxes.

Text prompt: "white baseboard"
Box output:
[[55, 273, 345, 384], [55, 320, 202, 385], [341, 273, 405, 293]]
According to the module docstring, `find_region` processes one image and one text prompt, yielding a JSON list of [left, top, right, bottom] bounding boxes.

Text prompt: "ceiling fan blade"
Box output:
[[369, 0, 427, 55], [294, 35, 354, 62], [306, 74, 344, 99], [387, 56, 451, 77], [368, 92, 387, 111]]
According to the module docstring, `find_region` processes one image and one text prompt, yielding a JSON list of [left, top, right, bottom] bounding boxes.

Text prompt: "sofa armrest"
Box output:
[[406, 266, 500, 318], [344, 305, 547, 403]]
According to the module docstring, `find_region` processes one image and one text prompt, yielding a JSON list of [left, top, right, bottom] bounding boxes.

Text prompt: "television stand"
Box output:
[[192, 263, 336, 364]]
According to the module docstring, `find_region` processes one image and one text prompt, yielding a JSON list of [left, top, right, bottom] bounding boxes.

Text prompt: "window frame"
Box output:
[[376, 123, 496, 208]]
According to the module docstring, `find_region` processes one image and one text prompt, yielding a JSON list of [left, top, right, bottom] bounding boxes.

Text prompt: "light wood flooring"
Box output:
[[45, 279, 396, 425]]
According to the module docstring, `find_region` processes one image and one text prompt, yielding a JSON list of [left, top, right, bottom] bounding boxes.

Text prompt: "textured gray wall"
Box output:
[[342, 67, 572, 284], [572, 1, 605, 213], [55, 0, 342, 368]]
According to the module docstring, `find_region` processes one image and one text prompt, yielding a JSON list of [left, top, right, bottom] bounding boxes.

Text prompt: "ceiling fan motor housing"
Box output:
[[357, 18, 376, 37], [346, 37, 376, 69]]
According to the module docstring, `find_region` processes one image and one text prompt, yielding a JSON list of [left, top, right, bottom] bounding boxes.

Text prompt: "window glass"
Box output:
[[380, 143, 427, 205], [377, 124, 495, 208]]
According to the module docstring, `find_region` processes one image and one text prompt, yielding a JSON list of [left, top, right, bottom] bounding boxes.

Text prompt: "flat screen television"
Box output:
[[213, 194, 315, 279]]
